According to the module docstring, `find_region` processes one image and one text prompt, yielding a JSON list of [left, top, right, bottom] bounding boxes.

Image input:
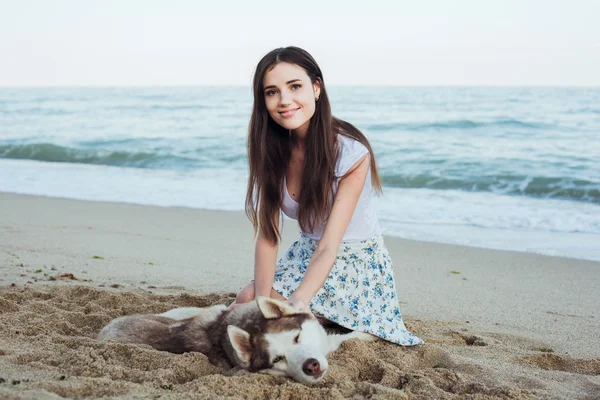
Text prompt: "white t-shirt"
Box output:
[[281, 134, 381, 241]]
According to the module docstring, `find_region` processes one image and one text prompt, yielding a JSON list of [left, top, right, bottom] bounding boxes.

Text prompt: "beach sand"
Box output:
[[0, 192, 598, 399]]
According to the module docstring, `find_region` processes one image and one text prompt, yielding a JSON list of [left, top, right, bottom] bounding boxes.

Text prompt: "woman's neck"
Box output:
[[290, 120, 309, 144], [290, 130, 307, 152]]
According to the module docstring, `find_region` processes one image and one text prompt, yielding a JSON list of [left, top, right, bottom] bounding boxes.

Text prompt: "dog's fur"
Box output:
[[98, 297, 374, 384]]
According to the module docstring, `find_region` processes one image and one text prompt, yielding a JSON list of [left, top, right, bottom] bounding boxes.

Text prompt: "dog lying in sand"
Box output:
[[98, 297, 374, 384]]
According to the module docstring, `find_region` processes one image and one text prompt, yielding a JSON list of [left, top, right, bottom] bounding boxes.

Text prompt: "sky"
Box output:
[[0, 0, 599, 87]]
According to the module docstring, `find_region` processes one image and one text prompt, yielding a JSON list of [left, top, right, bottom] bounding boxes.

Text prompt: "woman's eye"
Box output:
[[265, 90, 277, 96], [291, 84, 301, 90]]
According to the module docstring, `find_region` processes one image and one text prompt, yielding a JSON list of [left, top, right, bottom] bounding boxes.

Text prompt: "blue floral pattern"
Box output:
[[272, 233, 423, 346]]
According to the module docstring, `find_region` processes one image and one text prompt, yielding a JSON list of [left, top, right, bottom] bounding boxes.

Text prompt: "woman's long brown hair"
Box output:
[[246, 47, 381, 245]]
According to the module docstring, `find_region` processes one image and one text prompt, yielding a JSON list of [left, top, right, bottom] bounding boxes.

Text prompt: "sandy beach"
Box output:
[[0, 191, 598, 399]]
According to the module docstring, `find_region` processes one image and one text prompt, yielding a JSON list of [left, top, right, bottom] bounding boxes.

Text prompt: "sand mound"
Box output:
[[522, 353, 600, 375], [0, 285, 597, 399]]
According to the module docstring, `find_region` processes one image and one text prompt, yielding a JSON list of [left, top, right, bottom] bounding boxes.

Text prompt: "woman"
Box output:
[[232, 46, 422, 345]]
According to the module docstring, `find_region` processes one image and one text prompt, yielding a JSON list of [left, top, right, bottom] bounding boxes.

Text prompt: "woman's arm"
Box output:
[[290, 153, 370, 306], [253, 210, 281, 298]]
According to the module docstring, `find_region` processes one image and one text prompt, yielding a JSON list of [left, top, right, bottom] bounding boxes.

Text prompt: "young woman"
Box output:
[[232, 47, 422, 345]]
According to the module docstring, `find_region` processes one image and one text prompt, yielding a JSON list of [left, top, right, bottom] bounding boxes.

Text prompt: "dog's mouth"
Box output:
[[299, 369, 326, 385]]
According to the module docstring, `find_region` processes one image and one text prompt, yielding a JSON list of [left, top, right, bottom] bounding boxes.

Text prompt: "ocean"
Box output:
[[1, 87, 599, 261]]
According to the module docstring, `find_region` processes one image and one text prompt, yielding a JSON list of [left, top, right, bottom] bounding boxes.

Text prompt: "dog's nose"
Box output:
[[302, 358, 321, 377]]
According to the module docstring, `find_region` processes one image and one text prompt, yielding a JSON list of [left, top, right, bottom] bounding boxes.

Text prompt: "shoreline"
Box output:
[[2, 186, 598, 263]]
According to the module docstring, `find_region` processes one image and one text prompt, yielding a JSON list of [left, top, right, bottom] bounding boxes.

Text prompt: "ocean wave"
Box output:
[[148, 104, 210, 111], [567, 107, 600, 114], [367, 119, 547, 132], [0, 143, 199, 169], [1, 107, 73, 116], [382, 173, 600, 204], [76, 138, 166, 147], [2, 142, 597, 204], [104, 104, 210, 111]]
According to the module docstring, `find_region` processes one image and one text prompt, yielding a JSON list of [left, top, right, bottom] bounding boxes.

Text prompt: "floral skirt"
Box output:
[[272, 233, 423, 346]]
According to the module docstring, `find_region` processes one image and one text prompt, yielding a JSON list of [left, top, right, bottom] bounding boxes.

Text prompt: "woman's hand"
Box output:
[[287, 295, 312, 314]]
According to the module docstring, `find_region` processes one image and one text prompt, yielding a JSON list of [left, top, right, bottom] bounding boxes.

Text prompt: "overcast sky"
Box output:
[[1, 0, 598, 86]]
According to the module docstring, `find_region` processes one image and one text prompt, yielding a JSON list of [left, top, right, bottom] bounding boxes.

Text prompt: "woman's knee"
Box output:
[[234, 282, 255, 304]]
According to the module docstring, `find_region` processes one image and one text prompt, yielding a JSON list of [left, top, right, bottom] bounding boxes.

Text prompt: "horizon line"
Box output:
[[2, 83, 600, 89]]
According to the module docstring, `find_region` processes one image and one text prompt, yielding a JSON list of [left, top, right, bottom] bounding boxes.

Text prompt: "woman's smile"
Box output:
[[279, 107, 301, 118]]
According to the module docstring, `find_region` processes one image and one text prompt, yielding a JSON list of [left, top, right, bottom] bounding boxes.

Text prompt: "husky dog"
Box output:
[[98, 297, 374, 384]]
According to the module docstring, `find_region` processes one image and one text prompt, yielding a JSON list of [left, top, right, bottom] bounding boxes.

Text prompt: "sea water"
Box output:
[[1, 86, 599, 261]]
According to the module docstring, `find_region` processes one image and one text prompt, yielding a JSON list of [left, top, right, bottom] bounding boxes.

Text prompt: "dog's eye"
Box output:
[[272, 356, 285, 364], [294, 334, 300, 344]]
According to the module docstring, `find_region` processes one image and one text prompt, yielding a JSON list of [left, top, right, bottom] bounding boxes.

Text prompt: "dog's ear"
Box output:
[[227, 325, 251, 367], [256, 297, 298, 319]]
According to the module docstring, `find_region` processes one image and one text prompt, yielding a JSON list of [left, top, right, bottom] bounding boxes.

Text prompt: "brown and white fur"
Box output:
[[98, 297, 374, 384]]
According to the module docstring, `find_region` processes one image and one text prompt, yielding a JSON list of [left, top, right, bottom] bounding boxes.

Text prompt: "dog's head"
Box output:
[[227, 297, 330, 385]]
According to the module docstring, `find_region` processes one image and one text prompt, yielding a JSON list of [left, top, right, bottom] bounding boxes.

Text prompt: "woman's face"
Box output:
[[263, 62, 320, 137]]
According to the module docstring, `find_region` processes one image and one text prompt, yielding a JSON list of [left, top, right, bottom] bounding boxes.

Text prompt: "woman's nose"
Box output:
[[279, 90, 292, 106]]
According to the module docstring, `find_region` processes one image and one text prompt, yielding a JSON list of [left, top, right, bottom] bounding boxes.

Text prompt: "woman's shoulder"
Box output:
[[338, 133, 368, 152], [335, 134, 369, 177]]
